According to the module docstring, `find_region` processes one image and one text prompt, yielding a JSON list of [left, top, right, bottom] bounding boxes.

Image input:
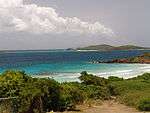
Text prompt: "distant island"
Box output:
[[93, 52, 150, 64], [76, 44, 150, 51]]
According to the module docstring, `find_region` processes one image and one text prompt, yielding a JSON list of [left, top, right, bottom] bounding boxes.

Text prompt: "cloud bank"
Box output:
[[0, 0, 114, 36]]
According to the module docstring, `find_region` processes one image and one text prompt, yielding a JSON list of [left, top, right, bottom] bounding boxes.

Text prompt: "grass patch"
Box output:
[[110, 73, 150, 111]]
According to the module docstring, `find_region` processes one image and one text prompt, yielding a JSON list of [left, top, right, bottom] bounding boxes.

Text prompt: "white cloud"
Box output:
[[0, 0, 114, 36]]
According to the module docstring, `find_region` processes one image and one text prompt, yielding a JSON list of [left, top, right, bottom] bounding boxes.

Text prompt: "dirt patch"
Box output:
[[56, 100, 150, 113]]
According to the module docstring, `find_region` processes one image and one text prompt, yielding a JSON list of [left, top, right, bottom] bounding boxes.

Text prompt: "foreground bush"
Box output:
[[110, 73, 150, 111], [79, 71, 108, 86], [0, 71, 111, 113], [60, 82, 86, 110], [0, 70, 150, 112], [0, 70, 62, 113], [138, 98, 150, 111], [108, 76, 123, 81]]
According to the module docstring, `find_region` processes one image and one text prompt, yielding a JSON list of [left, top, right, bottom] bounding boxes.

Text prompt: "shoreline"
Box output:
[[31, 65, 150, 82], [93, 53, 150, 64]]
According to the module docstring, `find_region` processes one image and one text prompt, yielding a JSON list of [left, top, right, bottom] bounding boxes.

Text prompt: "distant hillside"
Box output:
[[77, 44, 150, 51], [77, 44, 114, 51], [97, 52, 150, 64]]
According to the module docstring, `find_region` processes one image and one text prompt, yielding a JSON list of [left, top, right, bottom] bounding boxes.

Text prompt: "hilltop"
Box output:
[[77, 44, 150, 51]]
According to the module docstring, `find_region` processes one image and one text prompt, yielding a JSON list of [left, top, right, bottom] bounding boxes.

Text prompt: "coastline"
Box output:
[[0, 50, 150, 83], [32, 63, 150, 82], [76, 49, 150, 52]]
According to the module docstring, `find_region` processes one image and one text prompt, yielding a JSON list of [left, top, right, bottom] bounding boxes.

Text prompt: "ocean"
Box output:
[[0, 50, 150, 82]]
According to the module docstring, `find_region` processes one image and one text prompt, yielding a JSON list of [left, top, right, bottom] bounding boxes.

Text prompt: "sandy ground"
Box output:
[[56, 100, 150, 113]]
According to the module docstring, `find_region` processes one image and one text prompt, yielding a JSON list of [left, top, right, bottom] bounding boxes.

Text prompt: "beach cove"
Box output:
[[0, 50, 150, 82]]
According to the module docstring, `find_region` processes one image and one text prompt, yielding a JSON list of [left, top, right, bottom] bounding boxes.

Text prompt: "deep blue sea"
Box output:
[[0, 50, 150, 82]]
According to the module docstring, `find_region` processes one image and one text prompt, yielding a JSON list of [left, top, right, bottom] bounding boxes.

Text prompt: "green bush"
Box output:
[[79, 71, 111, 100], [138, 98, 150, 111], [0, 70, 150, 112], [0, 70, 62, 113], [83, 85, 110, 100], [110, 73, 150, 111], [107, 84, 119, 96], [108, 76, 123, 82], [129, 73, 150, 81], [60, 82, 86, 110], [136, 73, 150, 81], [79, 71, 108, 86]]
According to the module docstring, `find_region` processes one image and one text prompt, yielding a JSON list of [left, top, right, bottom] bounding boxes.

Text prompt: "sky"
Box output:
[[0, 0, 150, 50]]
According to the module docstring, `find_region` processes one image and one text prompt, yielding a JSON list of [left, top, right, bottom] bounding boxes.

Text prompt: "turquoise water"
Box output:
[[0, 50, 150, 82]]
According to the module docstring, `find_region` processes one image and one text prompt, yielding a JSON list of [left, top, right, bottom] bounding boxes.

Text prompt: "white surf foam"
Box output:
[[33, 64, 150, 82]]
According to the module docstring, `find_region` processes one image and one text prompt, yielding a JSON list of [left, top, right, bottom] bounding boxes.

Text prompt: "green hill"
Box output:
[[114, 45, 149, 50], [77, 44, 150, 51], [77, 44, 114, 51]]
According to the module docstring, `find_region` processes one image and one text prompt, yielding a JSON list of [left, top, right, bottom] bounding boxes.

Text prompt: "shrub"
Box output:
[[110, 73, 150, 111], [83, 85, 110, 100], [79, 71, 108, 86], [130, 73, 150, 81], [0, 70, 62, 113], [138, 98, 150, 111], [78, 72, 111, 100], [137, 73, 150, 81], [60, 83, 86, 110], [108, 76, 123, 82], [1, 70, 149, 112], [107, 84, 119, 96]]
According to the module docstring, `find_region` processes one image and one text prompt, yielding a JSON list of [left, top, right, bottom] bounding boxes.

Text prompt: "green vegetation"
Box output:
[[110, 73, 150, 111], [0, 70, 150, 113], [114, 45, 148, 50], [108, 76, 124, 81], [129, 52, 150, 63], [77, 44, 150, 51], [77, 44, 114, 51], [101, 52, 150, 63], [0, 70, 61, 113], [138, 98, 150, 111], [0, 70, 110, 113]]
